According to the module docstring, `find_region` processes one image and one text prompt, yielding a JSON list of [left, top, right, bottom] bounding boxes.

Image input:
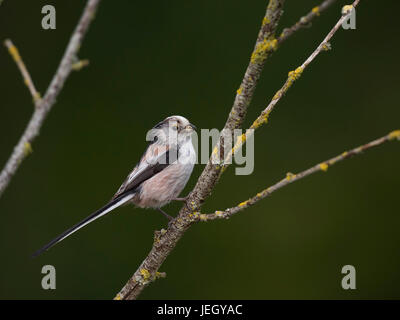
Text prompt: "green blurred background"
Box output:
[[0, 0, 399, 299]]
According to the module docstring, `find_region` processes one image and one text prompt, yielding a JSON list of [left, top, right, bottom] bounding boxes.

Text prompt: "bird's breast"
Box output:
[[134, 161, 194, 209]]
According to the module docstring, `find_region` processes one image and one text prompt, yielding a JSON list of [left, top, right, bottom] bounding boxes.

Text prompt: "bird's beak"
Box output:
[[186, 123, 197, 131]]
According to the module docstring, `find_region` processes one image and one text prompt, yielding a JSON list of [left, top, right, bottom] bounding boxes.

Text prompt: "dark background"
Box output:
[[0, 0, 399, 299]]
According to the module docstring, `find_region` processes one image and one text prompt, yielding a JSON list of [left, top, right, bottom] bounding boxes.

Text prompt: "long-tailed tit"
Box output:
[[33, 115, 196, 257]]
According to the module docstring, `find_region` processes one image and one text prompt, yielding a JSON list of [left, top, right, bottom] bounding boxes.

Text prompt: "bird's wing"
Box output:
[[32, 144, 178, 257], [112, 143, 178, 200]]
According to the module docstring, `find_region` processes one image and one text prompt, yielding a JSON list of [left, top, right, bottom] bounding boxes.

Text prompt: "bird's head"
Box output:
[[149, 115, 196, 146]]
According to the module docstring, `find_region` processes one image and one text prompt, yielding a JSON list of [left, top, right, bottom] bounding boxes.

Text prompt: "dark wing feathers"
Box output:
[[113, 145, 178, 200]]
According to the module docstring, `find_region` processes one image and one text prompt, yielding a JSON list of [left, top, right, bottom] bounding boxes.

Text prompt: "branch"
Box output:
[[115, 0, 286, 300], [278, 0, 337, 43], [116, 0, 347, 300], [0, 0, 101, 198], [224, 0, 360, 167], [201, 130, 400, 221], [3, 40, 41, 105]]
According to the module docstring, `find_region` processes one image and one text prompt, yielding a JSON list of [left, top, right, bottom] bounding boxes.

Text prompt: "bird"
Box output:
[[32, 115, 197, 257]]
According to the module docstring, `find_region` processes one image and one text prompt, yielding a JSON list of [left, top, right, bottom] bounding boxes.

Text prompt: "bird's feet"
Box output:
[[157, 208, 173, 221], [172, 194, 190, 202], [157, 208, 176, 228]]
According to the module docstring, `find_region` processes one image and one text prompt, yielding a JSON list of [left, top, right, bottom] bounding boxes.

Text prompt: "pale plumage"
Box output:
[[33, 115, 196, 257], [134, 142, 196, 208]]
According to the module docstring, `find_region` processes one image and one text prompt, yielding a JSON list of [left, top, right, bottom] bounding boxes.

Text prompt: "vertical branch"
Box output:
[[226, 0, 286, 130], [116, 0, 287, 300], [182, 0, 286, 212], [226, 1, 360, 164]]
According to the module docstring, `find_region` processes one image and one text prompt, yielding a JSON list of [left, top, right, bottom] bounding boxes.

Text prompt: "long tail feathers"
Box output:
[[32, 192, 135, 258]]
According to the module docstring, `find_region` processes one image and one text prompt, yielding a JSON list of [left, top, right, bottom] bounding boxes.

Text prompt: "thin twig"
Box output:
[[0, 0, 101, 198], [278, 0, 337, 43], [224, 0, 360, 167], [4, 39, 41, 105], [201, 130, 400, 221]]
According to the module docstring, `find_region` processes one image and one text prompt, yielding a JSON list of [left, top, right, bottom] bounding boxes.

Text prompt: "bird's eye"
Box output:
[[171, 125, 178, 131]]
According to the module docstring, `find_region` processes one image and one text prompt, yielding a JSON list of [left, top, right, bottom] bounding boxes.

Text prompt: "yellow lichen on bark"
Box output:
[[319, 163, 329, 172], [251, 38, 278, 64], [388, 130, 400, 140]]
